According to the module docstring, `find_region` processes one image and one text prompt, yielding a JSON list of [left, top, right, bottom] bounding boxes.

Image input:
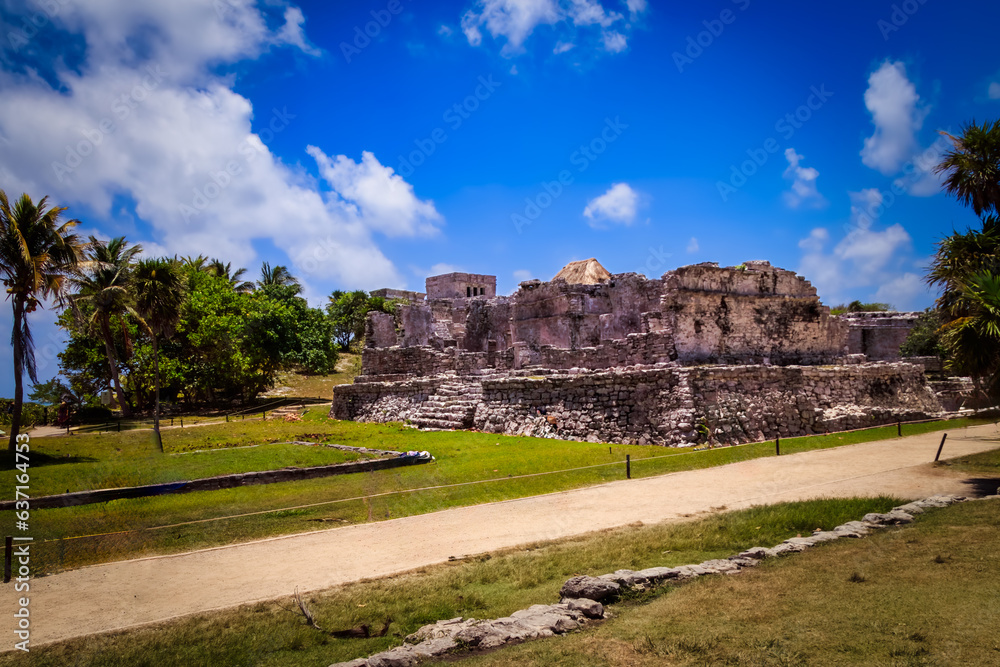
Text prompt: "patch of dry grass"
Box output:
[[452, 498, 1000, 667]]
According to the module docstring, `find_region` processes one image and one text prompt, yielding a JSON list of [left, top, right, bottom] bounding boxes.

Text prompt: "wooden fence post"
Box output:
[[935, 433, 948, 462], [3, 536, 11, 584]]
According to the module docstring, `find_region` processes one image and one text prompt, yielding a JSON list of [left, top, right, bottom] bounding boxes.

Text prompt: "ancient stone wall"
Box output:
[[842, 312, 920, 360], [469, 362, 941, 446], [662, 262, 847, 365], [332, 375, 446, 424], [521, 332, 675, 370], [511, 274, 662, 351], [426, 272, 497, 299]]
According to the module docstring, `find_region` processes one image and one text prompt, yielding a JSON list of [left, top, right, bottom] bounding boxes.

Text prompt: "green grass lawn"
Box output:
[[1, 413, 993, 575], [12, 497, 999, 667], [936, 445, 1000, 475], [448, 497, 1000, 667], [263, 353, 360, 399]]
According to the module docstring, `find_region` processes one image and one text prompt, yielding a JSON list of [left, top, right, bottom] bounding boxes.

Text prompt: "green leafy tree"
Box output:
[[940, 271, 1000, 404], [258, 262, 301, 293], [929, 118, 1000, 404], [207, 258, 253, 293], [0, 192, 83, 450], [68, 236, 142, 416], [926, 216, 1000, 316], [133, 258, 185, 452], [28, 376, 78, 406], [830, 301, 893, 315], [936, 120, 1000, 216], [327, 290, 395, 350], [899, 309, 947, 359]]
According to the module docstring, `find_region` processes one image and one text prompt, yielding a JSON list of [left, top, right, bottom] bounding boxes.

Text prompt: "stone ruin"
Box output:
[[332, 260, 968, 446]]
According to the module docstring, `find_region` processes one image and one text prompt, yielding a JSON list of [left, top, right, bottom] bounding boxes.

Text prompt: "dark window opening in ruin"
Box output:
[[467, 286, 471, 297]]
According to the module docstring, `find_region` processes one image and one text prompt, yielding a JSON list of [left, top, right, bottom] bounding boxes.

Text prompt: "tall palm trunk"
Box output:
[[99, 313, 132, 417], [152, 335, 163, 452], [8, 299, 25, 453]]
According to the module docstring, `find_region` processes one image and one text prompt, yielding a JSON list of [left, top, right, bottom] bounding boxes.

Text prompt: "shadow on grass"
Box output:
[[962, 477, 1000, 497], [0, 450, 96, 469]]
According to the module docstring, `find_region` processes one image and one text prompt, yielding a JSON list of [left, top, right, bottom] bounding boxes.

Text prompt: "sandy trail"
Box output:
[[6, 423, 999, 648]]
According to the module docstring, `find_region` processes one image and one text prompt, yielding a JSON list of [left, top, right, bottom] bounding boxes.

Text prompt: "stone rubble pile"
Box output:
[[329, 494, 985, 667]]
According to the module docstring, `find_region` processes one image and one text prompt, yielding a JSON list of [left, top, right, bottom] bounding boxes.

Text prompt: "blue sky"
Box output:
[[1, 0, 999, 396]]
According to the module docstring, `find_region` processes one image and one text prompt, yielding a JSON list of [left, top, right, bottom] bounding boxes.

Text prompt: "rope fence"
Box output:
[[30, 412, 996, 549]]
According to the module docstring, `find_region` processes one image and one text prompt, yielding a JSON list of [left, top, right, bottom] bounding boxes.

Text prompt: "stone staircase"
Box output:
[[410, 380, 483, 430], [266, 404, 304, 421]]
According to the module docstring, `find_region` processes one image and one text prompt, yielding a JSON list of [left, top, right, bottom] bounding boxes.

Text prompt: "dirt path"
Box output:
[[6, 423, 1000, 648]]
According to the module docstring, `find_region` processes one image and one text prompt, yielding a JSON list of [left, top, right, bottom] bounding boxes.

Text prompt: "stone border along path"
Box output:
[[332, 494, 992, 667], [0, 450, 432, 511], [5, 424, 998, 649]]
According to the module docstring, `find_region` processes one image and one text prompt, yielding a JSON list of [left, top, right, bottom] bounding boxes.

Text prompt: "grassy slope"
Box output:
[[7, 497, 912, 667], [4, 414, 993, 575], [263, 353, 360, 399], [451, 498, 1000, 667]]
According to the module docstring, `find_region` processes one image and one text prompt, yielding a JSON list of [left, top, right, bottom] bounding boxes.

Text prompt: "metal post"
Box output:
[[897, 421, 902, 437], [117, 421, 121, 432], [226, 414, 229, 422], [934, 433, 948, 462], [626, 454, 631, 479], [776, 435, 780, 456], [3, 536, 11, 584]]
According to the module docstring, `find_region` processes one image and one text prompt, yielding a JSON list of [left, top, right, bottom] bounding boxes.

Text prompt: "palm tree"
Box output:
[[258, 261, 301, 293], [940, 271, 1000, 406], [0, 192, 83, 451], [133, 258, 185, 452], [926, 216, 1000, 316], [207, 259, 253, 293], [69, 236, 142, 417], [935, 120, 1000, 216]]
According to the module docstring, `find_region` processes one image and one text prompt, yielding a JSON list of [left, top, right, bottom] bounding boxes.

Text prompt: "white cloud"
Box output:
[[583, 182, 639, 227], [567, 0, 621, 27], [848, 188, 884, 230], [461, 0, 561, 53], [860, 61, 929, 176], [601, 31, 627, 53], [274, 7, 322, 57], [686, 237, 699, 254], [990, 82, 1000, 100], [781, 148, 825, 208], [874, 272, 926, 310], [798, 227, 829, 253], [797, 219, 927, 308], [510, 64, 519, 75], [438, 24, 454, 37], [460, 0, 643, 56], [0, 0, 440, 294], [513, 269, 533, 281], [626, 0, 648, 16], [308, 148, 442, 238], [430, 263, 463, 275]]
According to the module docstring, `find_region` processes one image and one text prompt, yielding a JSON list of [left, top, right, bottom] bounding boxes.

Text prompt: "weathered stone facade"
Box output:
[[333, 261, 951, 446], [842, 311, 922, 361]]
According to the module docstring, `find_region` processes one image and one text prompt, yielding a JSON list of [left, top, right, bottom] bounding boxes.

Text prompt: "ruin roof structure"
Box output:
[[552, 258, 611, 284]]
